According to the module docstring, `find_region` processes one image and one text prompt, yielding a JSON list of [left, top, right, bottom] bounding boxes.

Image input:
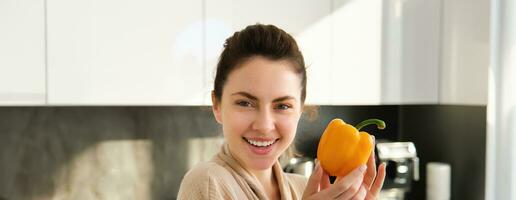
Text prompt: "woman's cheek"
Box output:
[[225, 109, 254, 135], [277, 114, 300, 140]]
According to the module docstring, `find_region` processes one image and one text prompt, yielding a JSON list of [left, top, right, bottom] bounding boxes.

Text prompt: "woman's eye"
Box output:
[[275, 104, 292, 110], [236, 101, 253, 107]]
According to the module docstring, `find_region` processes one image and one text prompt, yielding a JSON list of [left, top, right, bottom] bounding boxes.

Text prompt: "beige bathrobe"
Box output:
[[177, 144, 308, 200]]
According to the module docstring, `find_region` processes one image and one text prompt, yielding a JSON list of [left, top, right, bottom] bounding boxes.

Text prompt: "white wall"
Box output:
[[486, 0, 516, 199]]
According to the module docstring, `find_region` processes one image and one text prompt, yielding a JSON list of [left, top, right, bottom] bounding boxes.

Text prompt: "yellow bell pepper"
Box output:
[[317, 118, 386, 177]]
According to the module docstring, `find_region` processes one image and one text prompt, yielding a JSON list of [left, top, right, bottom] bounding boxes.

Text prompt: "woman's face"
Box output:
[[212, 56, 303, 171]]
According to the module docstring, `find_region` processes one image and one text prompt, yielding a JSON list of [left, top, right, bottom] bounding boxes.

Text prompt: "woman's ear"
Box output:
[[211, 91, 223, 124]]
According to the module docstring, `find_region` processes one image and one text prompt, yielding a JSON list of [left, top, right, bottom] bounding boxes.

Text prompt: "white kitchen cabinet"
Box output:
[[0, 0, 46, 105], [204, 0, 333, 105], [331, 0, 384, 105], [381, 0, 442, 104], [439, 0, 489, 105], [332, 0, 441, 105], [47, 0, 204, 105], [205, 0, 443, 106], [2, 0, 485, 106], [381, 0, 488, 106]]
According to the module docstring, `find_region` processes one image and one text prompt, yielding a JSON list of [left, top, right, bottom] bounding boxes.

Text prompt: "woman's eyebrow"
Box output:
[[272, 96, 295, 102], [231, 91, 258, 101], [231, 91, 295, 102]]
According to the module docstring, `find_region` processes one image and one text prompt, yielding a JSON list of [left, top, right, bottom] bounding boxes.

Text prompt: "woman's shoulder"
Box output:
[[179, 160, 232, 187], [177, 160, 237, 199], [183, 160, 230, 179]]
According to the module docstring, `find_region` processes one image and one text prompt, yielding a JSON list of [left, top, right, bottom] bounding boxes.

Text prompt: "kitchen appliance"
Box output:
[[376, 141, 419, 200], [283, 157, 314, 178]]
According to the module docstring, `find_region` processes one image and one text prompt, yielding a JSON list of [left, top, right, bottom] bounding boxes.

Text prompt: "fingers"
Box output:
[[337, 165, 367, 188], [305, 163, 385, 200], [324, 165, 367, 198], [335, 171, 364, 199], [367, 162, 387, 199], [303, 160, 323, 197], [349, 185, 367, 200], [321, 170, 331, 190], [364, 136, 377, 188]]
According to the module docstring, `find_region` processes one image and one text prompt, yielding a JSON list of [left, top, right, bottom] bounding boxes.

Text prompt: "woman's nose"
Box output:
[[252, 109, 275, 134]]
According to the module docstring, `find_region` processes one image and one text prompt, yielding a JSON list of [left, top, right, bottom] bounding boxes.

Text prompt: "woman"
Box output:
[[178, 24, 386, 200]]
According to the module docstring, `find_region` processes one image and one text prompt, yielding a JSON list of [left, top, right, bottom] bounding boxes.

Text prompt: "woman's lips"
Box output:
[[244, 137, 277, 141], [242, 137, 279, 155]]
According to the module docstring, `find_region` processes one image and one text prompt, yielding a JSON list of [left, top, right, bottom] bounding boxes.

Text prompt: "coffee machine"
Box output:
[[376, 141, 419, 200]]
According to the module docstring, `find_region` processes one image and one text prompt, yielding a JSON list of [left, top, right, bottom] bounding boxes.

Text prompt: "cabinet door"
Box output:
[[0, 0, 46, 105], [47, 0, 204, 105], [204, 0, 332, 105], [440, 0, 489, 105], [381, 0, 441, 104], [333, 0, 441, 105], [331, 0, 383, 105]]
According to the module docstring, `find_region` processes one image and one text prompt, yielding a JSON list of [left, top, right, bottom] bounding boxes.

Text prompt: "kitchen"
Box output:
[[0, 0, 513, 199]]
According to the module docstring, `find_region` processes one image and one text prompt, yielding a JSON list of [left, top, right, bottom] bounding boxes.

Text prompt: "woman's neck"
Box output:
[[250, 167, 280, 200], [227, 146, 280, 199], [250, 167, 274, 185]]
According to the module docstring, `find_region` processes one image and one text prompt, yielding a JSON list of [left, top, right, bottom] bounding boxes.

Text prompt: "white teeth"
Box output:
[[246, 138, 275, 147]]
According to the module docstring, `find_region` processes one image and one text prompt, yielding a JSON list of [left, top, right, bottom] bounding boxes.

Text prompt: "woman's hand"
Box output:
[[361, 138, 386, 200], [303, 138, 386, 200]]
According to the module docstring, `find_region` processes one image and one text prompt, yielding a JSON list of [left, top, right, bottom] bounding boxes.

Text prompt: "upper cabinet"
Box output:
[[380, 0, 489, 105], [46, 0, 204, 105], [204, 0, 333, 105], [201, 0, 486, 106], [439, 0, 489, 105], [331, 0, 442, 105], [380, 0, 442, 104], [0, 0, 46, 105], [331, 0, 384, 105], [1, 0, 488, 106]]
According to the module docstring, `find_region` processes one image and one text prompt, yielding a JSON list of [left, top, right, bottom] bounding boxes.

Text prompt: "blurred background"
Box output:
[[1, 0, 514, 199]]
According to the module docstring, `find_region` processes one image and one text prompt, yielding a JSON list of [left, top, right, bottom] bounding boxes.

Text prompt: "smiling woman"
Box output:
[[215, 56, 303, 171], [177, 24, 385, 200]]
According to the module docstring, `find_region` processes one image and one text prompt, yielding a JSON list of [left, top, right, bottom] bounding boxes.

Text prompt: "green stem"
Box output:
[[355, 119, 386, 131]]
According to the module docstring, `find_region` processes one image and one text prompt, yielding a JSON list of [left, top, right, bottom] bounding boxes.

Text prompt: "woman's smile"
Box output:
[[243, 137, 280, 155]]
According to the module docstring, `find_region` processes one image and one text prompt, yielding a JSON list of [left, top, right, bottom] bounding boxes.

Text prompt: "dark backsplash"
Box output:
[[0, 105, 485, 199], [399, 105, 486, 200], [297, 105, 486, 200], [0, 107, 222, 199]]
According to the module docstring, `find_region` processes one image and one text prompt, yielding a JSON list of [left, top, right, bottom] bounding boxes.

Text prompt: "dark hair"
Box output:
[[213, 24, 307, 103]]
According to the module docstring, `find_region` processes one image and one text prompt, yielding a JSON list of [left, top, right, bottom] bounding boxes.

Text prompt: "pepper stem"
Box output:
[[355, 119, 386, 131]]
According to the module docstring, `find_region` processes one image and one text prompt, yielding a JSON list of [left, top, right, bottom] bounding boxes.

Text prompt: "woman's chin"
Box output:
[[248, 159, 277, 170]]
